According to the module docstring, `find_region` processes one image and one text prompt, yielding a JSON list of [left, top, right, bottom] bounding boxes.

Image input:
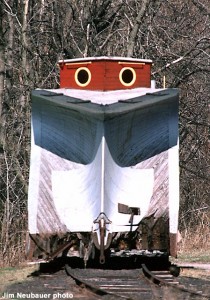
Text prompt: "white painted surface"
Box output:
[[58, 56, 152, 64], [48, 87, 164, 105], [101, 136, 105, 212], [28, 120, 41, 233], [28, 87, 179, 238], [168, 143, 180, 234], [104, 140, 154, 230], [50, 136, 154, 232], [52, 142, 102, 231]]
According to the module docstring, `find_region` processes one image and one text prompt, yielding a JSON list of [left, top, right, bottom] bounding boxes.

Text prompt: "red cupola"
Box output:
[[58, 56, 152, 91]]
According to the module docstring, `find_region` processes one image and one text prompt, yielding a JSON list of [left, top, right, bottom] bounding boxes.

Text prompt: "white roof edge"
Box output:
[[58, 56, 153, 64], [43, 87, 165, 105]]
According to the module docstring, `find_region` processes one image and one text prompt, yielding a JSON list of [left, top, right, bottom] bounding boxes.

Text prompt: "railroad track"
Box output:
[[66, 265, 155, 299], [65, 263, 210, 299]]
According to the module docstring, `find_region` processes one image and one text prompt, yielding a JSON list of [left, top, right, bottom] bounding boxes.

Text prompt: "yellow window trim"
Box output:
[[119, 67, 136, 87], [75, 67, 91, 87]]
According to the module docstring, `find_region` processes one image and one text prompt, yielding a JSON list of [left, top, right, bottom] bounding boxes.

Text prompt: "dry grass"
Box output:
[[0, 221, 209, 298], [172, 221, 210, 267], [177, 250, 210, 263], [170, 223, 210, 299], [0, 259, 210, 300], [181, 268, 210, 280], [0, 265, 38, 294], [178, 212, 210, 259]]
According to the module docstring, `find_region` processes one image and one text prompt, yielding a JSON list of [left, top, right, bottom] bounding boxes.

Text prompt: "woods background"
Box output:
[[0, 0, 209, 265]]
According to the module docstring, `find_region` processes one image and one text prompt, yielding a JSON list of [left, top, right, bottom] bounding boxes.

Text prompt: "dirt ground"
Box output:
[[0, 261, 210, 300]]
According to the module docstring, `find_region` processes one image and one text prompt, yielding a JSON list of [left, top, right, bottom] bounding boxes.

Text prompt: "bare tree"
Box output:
[[0, 2, 4, 120], [0, 0, 209, 264], [126, 0, 150, 57]]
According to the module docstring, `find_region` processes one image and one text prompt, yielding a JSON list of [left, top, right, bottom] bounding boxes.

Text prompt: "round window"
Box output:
[[119, 67, 136, 87], [75, 67, 91, 87]]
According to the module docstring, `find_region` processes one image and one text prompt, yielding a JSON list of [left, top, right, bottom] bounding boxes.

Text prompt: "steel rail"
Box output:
[[65, 263, 210, 299], [142, 264, 210, 299], [65, 265, 162, 299], [65, 264, 132, 299]]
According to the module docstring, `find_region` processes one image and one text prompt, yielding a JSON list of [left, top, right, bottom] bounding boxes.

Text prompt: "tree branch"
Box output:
[[191, 0, 210, 16], [127, 0, 150, 57]]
